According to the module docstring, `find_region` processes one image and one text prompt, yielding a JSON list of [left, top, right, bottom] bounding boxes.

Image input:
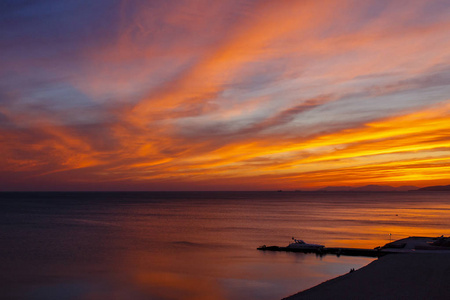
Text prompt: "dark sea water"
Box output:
[[1, 191, 449, 300]]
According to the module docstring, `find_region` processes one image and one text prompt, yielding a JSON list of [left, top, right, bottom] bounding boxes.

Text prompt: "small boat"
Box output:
[[287, 237, 325, 250]]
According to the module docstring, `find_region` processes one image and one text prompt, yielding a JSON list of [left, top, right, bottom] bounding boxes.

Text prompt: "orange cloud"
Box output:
[[2, 1, 450, 190]]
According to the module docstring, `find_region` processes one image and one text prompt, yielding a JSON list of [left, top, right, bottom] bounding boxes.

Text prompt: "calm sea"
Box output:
[[1, 191, 449, 300]]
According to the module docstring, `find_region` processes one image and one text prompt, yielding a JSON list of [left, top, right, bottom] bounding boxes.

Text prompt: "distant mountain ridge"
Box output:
[[316, 184, 418, 192], [416, 185, 450, 191]]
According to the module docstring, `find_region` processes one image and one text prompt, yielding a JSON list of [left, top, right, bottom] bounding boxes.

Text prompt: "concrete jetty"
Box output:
[[257, 245, 383, 257], [257, 236, 450, 258]]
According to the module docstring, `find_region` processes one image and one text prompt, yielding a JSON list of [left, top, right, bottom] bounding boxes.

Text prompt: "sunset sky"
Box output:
[[1, 0, 450, 191]]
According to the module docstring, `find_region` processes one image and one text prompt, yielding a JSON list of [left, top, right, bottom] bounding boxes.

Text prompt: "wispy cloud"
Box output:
[[1, 0, 450, 190]]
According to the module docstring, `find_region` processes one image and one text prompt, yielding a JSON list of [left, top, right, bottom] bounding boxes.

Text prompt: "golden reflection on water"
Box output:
[[2, 192, 450, 300], [320, 203, 450, 248], [97, 192, 450, 299], [133, 271, 226, 300]]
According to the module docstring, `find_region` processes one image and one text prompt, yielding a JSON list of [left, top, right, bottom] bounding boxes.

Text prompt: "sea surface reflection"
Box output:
[[1, 191, 449, 299]]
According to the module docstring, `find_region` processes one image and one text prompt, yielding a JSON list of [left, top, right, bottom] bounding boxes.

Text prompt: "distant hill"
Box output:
[[351, 185, 398, 192], [395, 185, 420, 191], [317, 186, 353, 192], [310, 184, 450, 192], [316, 185, 418, 192], [416, 185, 450, 191], [352, 185, 418, 192]]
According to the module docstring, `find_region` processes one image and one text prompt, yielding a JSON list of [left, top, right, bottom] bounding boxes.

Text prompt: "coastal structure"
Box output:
[[258, 236, 450, 257], [272, 236, 450, 299]]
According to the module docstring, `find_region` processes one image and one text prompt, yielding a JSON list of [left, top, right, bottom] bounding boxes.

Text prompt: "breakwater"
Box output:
[[257, 245, 384, 257]]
